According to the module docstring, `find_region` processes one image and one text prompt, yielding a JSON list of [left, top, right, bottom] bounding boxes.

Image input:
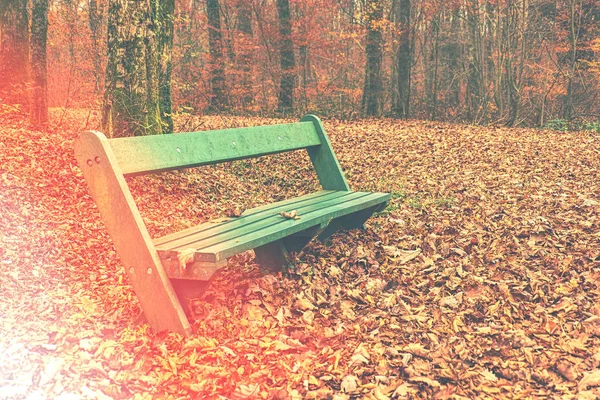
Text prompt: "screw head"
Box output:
[[86, 159, 93, 166], [147, 268, 152, 274], [94, 156, 101, 163]]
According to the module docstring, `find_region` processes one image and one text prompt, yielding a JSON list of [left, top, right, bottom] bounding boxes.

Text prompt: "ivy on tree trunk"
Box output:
[[102, 0, 173, 137]]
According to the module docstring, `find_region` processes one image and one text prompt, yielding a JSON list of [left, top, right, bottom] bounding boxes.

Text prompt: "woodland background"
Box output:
[[0, 0, 599, 131]]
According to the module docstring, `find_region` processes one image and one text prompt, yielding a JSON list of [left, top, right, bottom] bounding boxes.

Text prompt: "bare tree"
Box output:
[[362, 0, 384, 116], [276, 0, 296, 114], [30, 0, 48, 126], [0, 0, 29, 108], [393, 0, 411, 118], [206, 0, 228, 111]]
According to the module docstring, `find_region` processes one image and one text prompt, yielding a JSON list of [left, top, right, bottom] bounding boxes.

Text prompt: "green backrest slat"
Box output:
[[110, 122, 322, 176]]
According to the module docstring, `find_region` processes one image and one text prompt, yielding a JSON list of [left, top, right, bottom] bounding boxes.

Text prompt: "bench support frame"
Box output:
[[75, 131, 192, 336]]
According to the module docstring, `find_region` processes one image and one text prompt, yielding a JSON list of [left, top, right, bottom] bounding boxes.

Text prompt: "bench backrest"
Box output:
[[111, 121, 321, 176], [77, 114, 349, 190]]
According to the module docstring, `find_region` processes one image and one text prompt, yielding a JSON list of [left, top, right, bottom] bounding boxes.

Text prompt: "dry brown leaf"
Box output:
[[556, 360, 578, 382], [578, 369, 600, 391], [295, 297, 315, 311], [302, 310, 315, 324], [340, 375, 359, 393], [176, 248, 196, 272], [280, 210, 300, 220], [225, 207, 245, 217], [400, 343, 431, 360], [408, 376, 440, 387], [382, 246, 421, 264]]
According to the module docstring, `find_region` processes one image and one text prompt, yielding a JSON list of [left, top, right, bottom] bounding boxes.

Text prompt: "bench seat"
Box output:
[[154, 190, 389, 279]]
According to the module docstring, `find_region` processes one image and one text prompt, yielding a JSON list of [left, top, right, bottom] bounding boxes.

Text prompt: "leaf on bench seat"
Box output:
[[176, 248, 197, 274], [280, 210, 300, 220]]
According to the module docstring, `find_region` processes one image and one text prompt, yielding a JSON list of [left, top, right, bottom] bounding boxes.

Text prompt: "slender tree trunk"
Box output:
[[206, 0, 228, 111], [103, 0, 166, 137], [88, 0, 104, 94], [427, 17, 440, 120], [158, 0, 174, 132], [276, 0, 296, 114], [30, 0, 49, 126], [466, 0, 488, 123], [393, 0, 411, 118], [362, 0, 384, 116], [236, 0, 254, 109], [0, 0, 29, 107], [564, 0, 580, 121], [447, 8, 462, 110]]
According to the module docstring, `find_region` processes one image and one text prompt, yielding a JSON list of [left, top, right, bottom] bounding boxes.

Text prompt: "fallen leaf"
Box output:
[[280, 210, 300, 220], [341, 375, 359, 393], [579, 369, 600, 391], [176, 248, 196, 272]]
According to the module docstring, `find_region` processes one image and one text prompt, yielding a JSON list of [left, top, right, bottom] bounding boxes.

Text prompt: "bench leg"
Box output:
[[254, 240, 293, 273], [282, 224, 326, 253], [317, 204, 383, 241]]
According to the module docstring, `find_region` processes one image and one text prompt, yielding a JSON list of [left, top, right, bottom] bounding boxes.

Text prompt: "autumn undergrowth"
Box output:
[[1, 109, 600, 399]]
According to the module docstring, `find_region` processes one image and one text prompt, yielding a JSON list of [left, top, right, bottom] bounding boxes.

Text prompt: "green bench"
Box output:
[[74, 115, 389, 336]]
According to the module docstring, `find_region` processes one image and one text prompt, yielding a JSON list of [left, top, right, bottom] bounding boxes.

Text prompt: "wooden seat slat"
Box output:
[[154, 191, 388, 262], [199, 192, 389, 262], [153, 190, 341, 247], [163, 191, 371, 255]]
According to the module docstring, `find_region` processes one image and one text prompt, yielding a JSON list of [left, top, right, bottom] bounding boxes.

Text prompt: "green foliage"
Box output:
[[582, 121, 600, 133], [544, 119, 570, 132], [543, 119, 600, 133]]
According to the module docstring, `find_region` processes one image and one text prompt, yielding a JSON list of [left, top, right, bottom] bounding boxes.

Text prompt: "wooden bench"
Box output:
[[74, 115, 389, 336]]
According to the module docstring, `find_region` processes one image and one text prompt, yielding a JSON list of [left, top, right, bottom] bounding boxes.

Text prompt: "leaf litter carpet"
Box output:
[[1, 110, 600, 399]]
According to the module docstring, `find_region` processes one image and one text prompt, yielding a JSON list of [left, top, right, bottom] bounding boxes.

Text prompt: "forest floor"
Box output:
[[1, 109, 600, 399]]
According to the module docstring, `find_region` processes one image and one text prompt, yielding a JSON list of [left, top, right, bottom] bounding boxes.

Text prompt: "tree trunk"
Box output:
[[563, 0, 580, 121], [0, 0, 29, 108], [236, 0, 254, 109], [362, 0, 384, 117], [427, 17, 440, 120], [276, 0, 296, 114], [393, 0, 410, 118], [88, 0, 104, 94], [206, 0, 228, 111], [102, 0, 167, 137], [466, 0, 488, 123], [158, 0, 174, 132], [30, 0, 49, 126]]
